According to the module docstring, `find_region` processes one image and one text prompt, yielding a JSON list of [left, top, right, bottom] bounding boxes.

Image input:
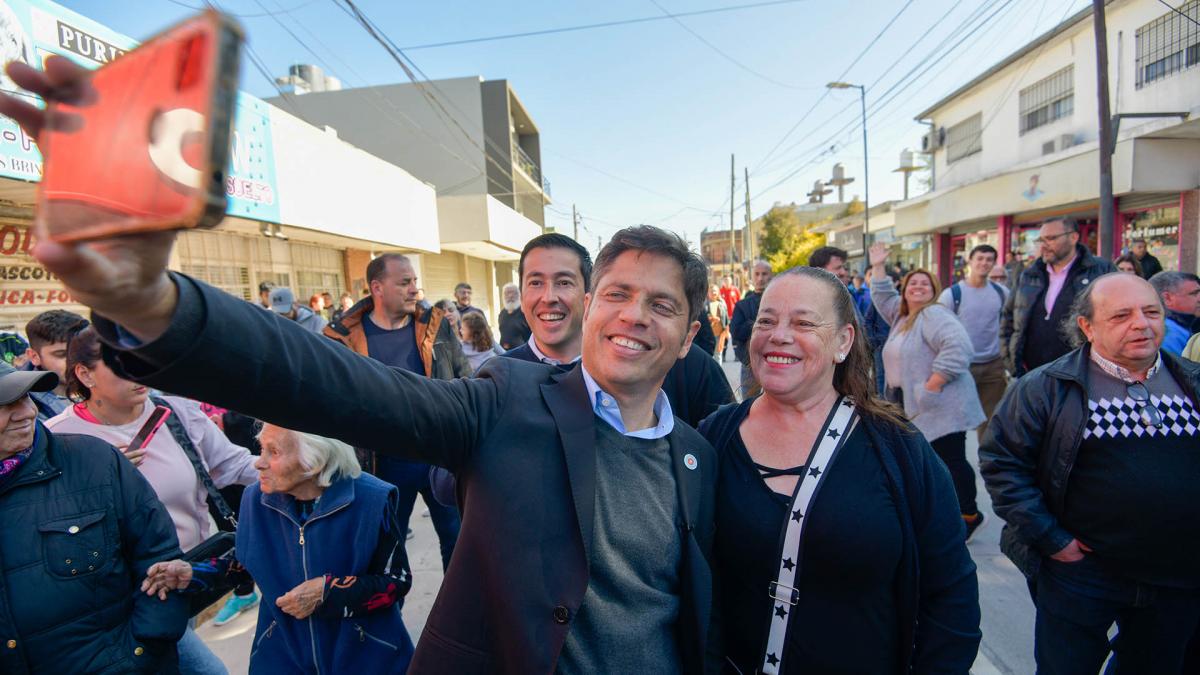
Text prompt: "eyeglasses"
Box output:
[[1034, 231, 1075, 246], [1126, 382, 1163, 428]]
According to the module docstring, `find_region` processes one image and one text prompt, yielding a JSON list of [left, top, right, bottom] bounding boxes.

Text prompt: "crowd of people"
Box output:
[[0, 56, 1199, 674]]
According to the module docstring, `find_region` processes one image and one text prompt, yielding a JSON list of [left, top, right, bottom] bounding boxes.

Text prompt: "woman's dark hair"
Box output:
[[761, 267, 907, 427], [64, 326, 103, 402], [460, 312, 495, 351], [1113, 253, 1143, 276]]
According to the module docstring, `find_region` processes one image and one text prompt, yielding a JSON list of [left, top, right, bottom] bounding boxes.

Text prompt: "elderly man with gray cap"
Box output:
[[982, 272, 1200, 674], [268, 286, 328, 334], [0, 361, 187, 673]]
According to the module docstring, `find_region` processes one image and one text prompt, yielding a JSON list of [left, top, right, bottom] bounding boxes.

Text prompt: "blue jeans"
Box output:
[[178, 622, 227, 675], [1034, 556, 1200, 674], [375, 455, 461, 572]]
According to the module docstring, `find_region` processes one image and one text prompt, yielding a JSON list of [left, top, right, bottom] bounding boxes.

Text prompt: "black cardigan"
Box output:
[[700, 399, 982, 673]]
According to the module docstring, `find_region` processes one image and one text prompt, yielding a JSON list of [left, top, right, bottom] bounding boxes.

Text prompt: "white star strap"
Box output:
[[761, 397, 859, 674]]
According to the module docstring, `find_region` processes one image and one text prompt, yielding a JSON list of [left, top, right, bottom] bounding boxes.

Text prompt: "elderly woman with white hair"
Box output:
[[142, 424, 413, 673]]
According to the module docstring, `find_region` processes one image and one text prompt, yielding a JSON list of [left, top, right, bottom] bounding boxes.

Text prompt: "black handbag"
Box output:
[[152, 397, 240, 617]]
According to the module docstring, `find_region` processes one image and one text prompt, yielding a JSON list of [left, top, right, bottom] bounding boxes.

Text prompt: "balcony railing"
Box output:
[[513, 142, 542, 187]]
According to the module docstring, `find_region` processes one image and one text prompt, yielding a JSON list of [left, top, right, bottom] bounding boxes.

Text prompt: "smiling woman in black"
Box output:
[[699, 267, 980, 675], [716, 414, 901, 672]]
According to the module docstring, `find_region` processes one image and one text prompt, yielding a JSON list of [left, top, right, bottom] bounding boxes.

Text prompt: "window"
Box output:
[[289, 242, 346, 302], [1018, 65, 1074, 135], [1136, 0, 1200, 88], [946, 113, 983, 163]]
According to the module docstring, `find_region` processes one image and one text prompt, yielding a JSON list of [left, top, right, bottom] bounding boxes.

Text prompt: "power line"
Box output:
[[251, 0, 497, 195], [1157, 0, 1200, 28], [331, 0, 537, 197], [648, 0, 819, 90], [752, 0, 980, 177], [749, 0, 919, 175], [548, 151, 713, 210], [749, 0, 1024, 202], [399, 0, 814, 50], [163, 0, 316, 18]]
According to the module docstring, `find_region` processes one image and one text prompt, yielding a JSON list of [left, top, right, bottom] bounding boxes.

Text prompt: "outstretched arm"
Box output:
[[92, 275, 506, 472]]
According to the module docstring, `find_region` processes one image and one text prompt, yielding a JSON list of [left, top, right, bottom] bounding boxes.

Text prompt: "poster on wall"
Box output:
[[0, 0, 281, 222]]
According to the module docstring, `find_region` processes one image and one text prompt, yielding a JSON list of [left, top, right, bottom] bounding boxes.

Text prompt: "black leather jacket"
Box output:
[[979, 346, 1200, 578], [1000, 245, 1115, 376]]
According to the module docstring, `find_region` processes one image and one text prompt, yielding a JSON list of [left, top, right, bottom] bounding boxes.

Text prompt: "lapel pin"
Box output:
[[684, 453, 698, 470]]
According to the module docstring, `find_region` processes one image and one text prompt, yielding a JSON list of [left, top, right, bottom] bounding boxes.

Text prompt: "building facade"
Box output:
[[266, 76, 550, 321], [0, 0, 441, 332], [895, 0, 1199, 284]]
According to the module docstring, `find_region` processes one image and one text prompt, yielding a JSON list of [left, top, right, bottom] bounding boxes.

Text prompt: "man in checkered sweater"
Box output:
[[981, 272, 1200, 675]]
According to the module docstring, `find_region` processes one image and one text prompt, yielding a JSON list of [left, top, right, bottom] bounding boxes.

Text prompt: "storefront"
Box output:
[[0, 0, 443, 333]]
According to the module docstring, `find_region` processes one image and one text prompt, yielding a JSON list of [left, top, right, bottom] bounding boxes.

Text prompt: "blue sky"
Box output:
[[65, 0, 1091, 250]]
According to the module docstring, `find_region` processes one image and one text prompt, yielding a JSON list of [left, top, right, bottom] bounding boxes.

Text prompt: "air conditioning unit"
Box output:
[[921, 128, 947, 152], [1059, 133, 1076, 150], [1042, 139, 1057, 155]]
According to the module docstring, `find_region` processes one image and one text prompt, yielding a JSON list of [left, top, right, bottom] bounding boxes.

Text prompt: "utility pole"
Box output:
[[1092, 0, 1115, 257], [572, 203, 579, 242], [744, 167, 752, 262], [729, 154, 737, 273]]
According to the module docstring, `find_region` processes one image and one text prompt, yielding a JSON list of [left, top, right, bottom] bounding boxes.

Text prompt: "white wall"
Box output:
[[269, 107, 441, 252], [927, 0, 1200, 190], [266, 78, 490, 198], [435, 193, 542, 253]]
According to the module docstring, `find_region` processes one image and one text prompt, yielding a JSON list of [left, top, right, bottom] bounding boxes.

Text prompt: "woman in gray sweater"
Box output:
[[868, 243, 986, 540]]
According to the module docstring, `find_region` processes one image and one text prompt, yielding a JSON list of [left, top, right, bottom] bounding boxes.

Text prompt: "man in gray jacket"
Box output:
[[268, 287, 328, 334]]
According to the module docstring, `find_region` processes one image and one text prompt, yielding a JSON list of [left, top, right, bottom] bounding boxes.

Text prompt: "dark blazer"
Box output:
[[93, 274, 721, 674], [502, 342, 735, 429]]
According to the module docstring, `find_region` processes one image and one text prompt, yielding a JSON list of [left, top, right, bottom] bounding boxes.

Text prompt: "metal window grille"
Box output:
[[946, 113, 983, 163], [177, 230, 254, 301], [1018, 65, 1074, 135], [289, 242, 345, 303], [1135, 0, 1200, 88]]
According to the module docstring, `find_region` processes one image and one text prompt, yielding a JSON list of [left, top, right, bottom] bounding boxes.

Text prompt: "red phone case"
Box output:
[[34, 10, 243, 243]]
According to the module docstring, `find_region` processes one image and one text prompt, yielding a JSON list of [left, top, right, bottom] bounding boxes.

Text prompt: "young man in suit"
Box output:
[[505, 233, 733, 427]]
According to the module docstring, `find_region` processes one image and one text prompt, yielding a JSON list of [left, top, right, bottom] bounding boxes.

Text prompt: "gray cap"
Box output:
[[0, 361, 57, 406], [268, 287, 296, 314]]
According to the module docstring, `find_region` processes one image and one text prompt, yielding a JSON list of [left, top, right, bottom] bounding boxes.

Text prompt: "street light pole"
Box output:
[[829, 82, 870, 263]]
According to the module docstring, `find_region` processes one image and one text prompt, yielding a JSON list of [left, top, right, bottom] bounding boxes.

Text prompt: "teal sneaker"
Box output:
[[213, 590, 259, 626]]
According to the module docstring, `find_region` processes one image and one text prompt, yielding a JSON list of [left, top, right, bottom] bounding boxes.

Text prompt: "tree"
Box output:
[[757, 205, 825, 272]]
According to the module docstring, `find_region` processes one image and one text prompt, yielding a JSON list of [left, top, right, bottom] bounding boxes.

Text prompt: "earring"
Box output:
[[835, 353, 845, 363]]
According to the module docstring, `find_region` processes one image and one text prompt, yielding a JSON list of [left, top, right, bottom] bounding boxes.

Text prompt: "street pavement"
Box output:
[[200, 358, 1035, 674]]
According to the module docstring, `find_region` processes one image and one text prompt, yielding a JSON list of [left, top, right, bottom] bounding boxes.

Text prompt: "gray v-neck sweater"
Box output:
[[556, 419, 683, 674]]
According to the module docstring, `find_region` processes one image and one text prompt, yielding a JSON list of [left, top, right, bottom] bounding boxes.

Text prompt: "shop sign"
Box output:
[[0, 0, 281, 222], [828, 225, 863, 251], [0, 223, 81, 329], [873, 227, 896, 244]]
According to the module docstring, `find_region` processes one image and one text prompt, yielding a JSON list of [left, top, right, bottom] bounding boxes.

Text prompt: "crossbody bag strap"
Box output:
[[151, 396, 238, 529], [761, 397, 859, 674]]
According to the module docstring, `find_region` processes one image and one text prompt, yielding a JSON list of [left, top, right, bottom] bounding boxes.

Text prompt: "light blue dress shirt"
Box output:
[[579, 365, 674, 440]]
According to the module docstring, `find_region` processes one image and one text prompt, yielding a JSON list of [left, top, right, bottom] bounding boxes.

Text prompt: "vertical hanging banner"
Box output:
[[0, 0, 281, 222]]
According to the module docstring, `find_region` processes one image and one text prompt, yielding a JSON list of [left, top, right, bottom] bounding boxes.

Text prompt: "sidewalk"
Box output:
[[198, 496, 445, 671]]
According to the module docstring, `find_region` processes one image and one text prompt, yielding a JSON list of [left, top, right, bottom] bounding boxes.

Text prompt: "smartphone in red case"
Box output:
[[34, 10, 243, 243]]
